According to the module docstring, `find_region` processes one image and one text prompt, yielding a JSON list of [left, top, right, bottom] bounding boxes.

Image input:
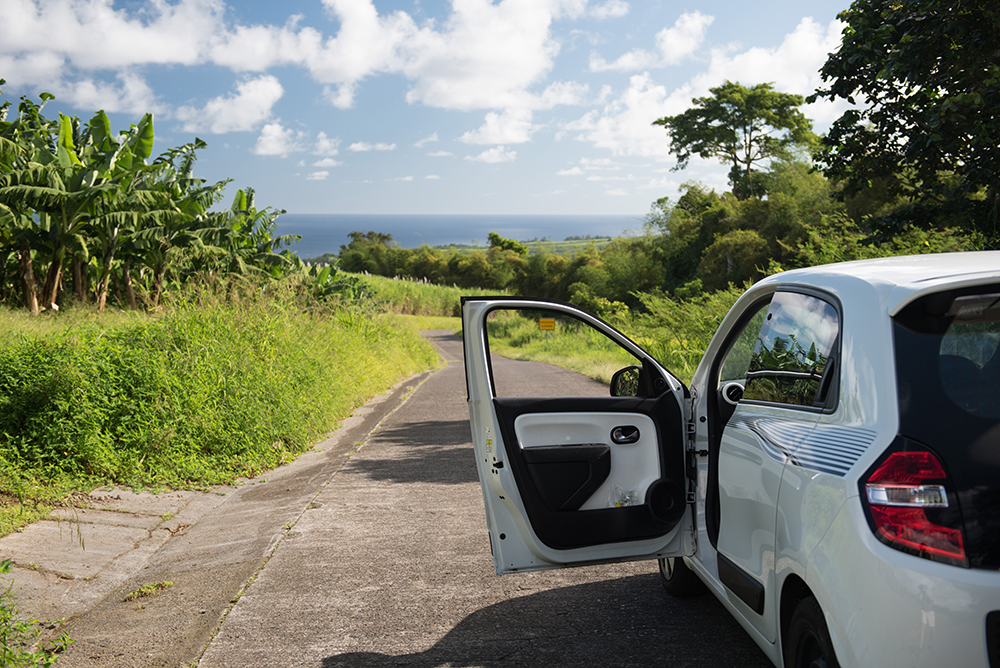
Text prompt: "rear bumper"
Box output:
[[809, 499, 1000, 668]]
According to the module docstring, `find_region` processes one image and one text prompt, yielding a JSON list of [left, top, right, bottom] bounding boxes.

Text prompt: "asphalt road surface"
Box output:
[[55, 331, 773, 667]]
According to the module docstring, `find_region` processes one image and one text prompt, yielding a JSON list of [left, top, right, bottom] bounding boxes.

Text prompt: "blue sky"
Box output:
[[0, 0, 850, 216]]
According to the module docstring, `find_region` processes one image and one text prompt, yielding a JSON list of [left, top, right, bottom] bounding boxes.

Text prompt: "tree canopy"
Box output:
[[653, 81, 815, 199], [810, 0, 1000, 240]]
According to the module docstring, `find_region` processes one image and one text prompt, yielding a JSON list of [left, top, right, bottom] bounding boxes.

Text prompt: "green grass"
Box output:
[[486, 309, 637, 385], [124, 581, 174, 601], [434, 237, 617, 257], [0, 298, 440, 534], [390, 314, 461, 332], [348, 272, 496, 316]]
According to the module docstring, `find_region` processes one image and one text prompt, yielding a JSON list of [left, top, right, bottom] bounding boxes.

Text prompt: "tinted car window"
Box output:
[[894, 286, 1000, 569], [743, 291, 840, 408]]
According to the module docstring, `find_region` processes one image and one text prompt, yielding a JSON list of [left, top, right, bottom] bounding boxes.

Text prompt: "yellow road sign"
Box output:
[[538, 318, 556, 331]]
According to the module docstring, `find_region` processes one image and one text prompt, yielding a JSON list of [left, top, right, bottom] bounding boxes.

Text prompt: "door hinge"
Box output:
[[686, 491, 696, 504]]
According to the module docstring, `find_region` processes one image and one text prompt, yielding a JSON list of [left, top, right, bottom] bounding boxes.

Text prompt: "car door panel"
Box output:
[[513, 411, 661, 511], [463, 297, 693, 574], [495, 396, 688, 550]]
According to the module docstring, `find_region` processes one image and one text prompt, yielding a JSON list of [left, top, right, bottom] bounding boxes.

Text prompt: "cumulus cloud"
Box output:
[[425, 174, 441, 180], [564, 73, 687, 158], [313, 157, 342, 167], [466, 146, 517, 163], [557, 167, 584, 176], [175, 75, 283, 133], [460, 109, 535, 145], [253, 121, 307, 156], [414, 132, 438, 147], [48, 71, 162, 114], [314, 131, 340, 155], [348, 141, 397, 152], [306, 170, 330, 180], [428, 150, 454, 157], [589, 11, 713, 71], [589, 1, 629, 20], [568, 18, 845, 158]]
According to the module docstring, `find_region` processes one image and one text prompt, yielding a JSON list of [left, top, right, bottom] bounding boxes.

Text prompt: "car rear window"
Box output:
[[893, 284, 1000, 569]]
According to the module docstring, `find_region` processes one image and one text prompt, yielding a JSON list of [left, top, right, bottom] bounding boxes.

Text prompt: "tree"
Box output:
[[810, 0, 1000, 241], [487, 232, 527, 255], [653, 81, 816, 199]]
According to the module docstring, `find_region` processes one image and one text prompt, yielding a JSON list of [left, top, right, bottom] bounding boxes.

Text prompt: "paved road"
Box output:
[[197, 331, 772, 668], [50, 331, 772, 667]]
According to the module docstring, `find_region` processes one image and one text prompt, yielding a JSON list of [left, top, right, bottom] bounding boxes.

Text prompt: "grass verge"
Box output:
[[0, 300, 440, 535]]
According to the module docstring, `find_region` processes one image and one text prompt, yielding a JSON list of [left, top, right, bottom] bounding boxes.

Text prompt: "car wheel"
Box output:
[[784, 597, 840, 668], [657, 557, 705, 597]]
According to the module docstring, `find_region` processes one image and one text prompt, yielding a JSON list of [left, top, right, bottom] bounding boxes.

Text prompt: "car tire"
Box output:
[[784, 596, 840, 668], [658, 557, 706, 597]]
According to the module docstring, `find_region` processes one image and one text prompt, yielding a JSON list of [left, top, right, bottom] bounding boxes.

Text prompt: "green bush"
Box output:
[[0, 301, 439, 489]]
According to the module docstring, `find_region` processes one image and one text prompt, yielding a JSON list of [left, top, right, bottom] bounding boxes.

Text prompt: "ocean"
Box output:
[[274, 213, 648, 258]]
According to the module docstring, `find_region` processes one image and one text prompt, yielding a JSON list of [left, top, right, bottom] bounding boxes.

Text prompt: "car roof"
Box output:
[[757, 251, 1000, 316]]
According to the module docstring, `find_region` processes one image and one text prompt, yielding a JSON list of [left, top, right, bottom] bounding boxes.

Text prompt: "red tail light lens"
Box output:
[[864, 450, 969, 567]]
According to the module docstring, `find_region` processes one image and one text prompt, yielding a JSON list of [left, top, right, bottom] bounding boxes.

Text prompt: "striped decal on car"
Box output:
[[726, 415, 877, 477]]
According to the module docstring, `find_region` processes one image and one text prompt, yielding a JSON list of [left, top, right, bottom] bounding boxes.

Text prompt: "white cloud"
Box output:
[[425, 174, 441, 180], [558, 167, 584, 176], [564, 73, 687, 158], [414, 132, 438, 147], [176, 75, 283, 133], [253, 121, 307, 156], [460, 108, 535, 145], [313, 157, 342, 167], [398, 175, 414, 181], [589, 11, 713, 71], [348, 141, 397, 152], [589, 1, 629, 20], [466, 146, 517, 163], [688, 17, 846, 123], [605, 188, 629, 196], [398, 0, 574, 111], [0, 0, 225, 75], [428, 150, 454, 157], [581, 157, 620, 170], [314, 131, 340, 155], [306, 170, 330, 180], [48, 70, 161, 115], [568, 18, 845, 159]]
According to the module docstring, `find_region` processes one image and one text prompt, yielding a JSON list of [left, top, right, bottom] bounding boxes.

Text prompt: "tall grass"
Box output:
[[349, 272, 496, 316], [0, 298, 440, 514]]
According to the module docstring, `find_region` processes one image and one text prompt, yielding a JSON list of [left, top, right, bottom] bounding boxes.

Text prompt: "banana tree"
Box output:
[[0, 107, 154, 309], [210, 187, 299, 277]]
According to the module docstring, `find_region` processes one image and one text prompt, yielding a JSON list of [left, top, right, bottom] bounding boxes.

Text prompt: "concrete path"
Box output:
[[3, 331, 772, 667]]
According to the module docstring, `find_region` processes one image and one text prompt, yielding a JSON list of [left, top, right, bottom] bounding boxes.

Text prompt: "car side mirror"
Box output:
[[610, 366, 643, 397]]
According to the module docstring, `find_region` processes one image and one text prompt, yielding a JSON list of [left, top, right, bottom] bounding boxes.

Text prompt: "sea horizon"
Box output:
[[275, 213, 648, 259]]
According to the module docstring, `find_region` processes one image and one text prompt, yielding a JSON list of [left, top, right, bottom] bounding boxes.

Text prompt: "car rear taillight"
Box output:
[[863, 447, 969, 568]]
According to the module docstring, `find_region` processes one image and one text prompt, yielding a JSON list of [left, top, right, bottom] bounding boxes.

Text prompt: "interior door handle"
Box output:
[[611, 426, 640, 444]]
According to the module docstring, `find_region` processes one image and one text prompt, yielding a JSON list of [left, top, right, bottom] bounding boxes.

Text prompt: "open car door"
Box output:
[[462, 297, 695, 574]]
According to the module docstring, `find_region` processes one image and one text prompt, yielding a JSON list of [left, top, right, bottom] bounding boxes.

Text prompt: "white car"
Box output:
[[461, 252, 1000, 668]]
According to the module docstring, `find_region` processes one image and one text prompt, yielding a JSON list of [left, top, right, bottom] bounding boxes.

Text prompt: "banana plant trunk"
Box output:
[[42, 243, 65, 309], [123, 260, 137, 310], [71, 254, 85, 303], [19, 239, 39, 315]]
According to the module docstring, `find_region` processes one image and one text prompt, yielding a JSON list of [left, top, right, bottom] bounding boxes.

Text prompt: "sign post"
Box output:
[[539, 317, 555, 342]]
